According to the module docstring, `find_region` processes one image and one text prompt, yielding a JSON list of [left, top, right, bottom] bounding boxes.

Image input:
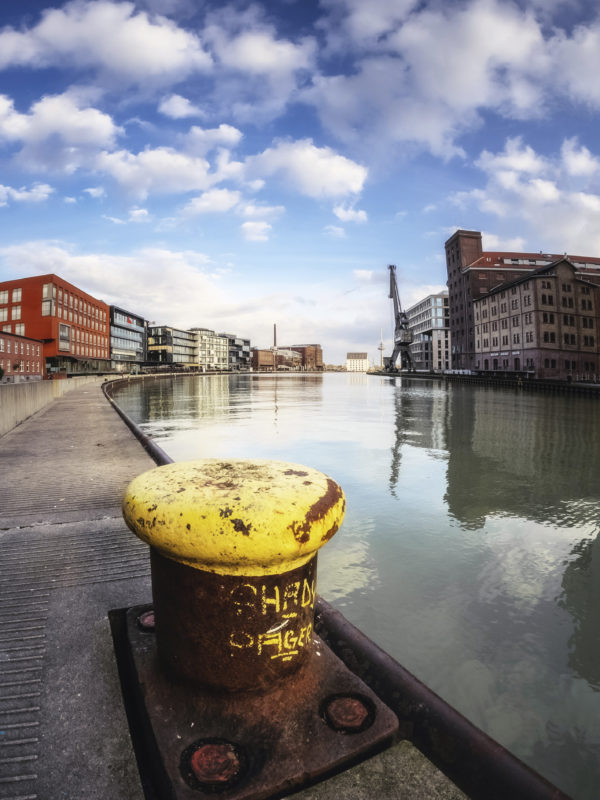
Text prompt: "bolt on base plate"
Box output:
[[112, 604, 398, 800]]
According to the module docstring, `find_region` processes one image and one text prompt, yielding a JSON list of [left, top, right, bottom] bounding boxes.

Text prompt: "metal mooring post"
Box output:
[[122, 459, 346, 691], [120, 459, 397, 799]]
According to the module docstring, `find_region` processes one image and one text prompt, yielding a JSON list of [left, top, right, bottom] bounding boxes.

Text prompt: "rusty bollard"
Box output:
[[122, 459, 345, 692]]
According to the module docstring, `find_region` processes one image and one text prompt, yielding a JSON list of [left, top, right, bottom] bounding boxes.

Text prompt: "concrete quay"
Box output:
[[0, 383, 466, 799]]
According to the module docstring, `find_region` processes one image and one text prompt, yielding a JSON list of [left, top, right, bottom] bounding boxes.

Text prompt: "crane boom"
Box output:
[[387, 264, 413, 372]]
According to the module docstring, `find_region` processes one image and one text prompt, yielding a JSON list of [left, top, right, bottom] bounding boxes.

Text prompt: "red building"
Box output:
[[445, 230, 600, 370], [0, 275, 110, 375], [0, 331, 45, 383], [281, 344, 323, 370]]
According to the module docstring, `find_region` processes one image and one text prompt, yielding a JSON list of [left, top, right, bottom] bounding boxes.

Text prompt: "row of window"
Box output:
[[0, 339, 41, 356], [0, 289, 21, 304], [0, 359, 41, 374]]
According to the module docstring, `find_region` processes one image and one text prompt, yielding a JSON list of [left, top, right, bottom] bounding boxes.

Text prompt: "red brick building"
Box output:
[[0, 331, 45, 383], [0, 275, 110, 375], [281, 344, 323, 370], [445, 230, 600, 370]]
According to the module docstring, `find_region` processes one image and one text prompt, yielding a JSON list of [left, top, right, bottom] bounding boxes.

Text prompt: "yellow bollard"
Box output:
[[122, 458, 345, 691]]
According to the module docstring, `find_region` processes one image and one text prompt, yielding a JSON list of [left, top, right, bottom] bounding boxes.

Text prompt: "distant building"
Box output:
[[445, 230, 600, 370], [251, 348, 302, 370], [346, 352, 369, 372], [191, 328, 229, 371], [473, 258, 599, 380], [0, 274, 110, 376], [110, 306, 147, 372], [406, 292, 450, 371], [0, 331, 45, 383], [281, 344, 323, 370], [220, 333, 251, 371], [147, 326, 196, 367]]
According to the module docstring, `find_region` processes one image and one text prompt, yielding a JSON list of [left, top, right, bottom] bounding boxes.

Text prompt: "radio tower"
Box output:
[[378, 329, 385, 368]]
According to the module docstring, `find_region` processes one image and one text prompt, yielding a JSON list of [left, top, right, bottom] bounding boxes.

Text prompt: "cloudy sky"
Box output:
[[2, 0, 600, 362]]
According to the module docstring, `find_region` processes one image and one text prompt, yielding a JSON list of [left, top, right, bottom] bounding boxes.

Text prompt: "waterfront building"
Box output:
[[191, 328, 229, 371], [109, 306, 147, 372], [0, 274, 110, 375], [251, 348, 302, 370], [280, 344, 323, 370], [346, 352, 369, 372], [219, 333, 251, 371], [473, 258, 599, 380], [445, 230, 600, 370], [147, 326, 196, 367], [406, 293, 450, 371], [0, 331, 45, 383]]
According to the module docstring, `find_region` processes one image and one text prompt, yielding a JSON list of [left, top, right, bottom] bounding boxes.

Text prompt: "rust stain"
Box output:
[[231, 518, 252, 536], [219, 507, 233, 519], [136, 517, 145, 528], [287, 478, 343, 544], [283, 469, 309, 477]]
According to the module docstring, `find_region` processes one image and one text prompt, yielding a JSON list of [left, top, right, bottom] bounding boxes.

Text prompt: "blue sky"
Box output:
[[2, 0, 600, 362]]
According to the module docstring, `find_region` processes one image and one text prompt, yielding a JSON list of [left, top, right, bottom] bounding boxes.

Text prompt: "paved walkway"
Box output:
[[0, 384, 465, 800]]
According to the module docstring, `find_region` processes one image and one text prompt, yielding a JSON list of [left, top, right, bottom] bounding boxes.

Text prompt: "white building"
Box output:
[[191, 328, 229, 371], [406, 293, 451, 371], [346, 352, 369, 372]]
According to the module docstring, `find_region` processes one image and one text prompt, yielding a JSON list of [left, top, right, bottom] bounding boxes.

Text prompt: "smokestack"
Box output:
[[274, 323, 277, 348]]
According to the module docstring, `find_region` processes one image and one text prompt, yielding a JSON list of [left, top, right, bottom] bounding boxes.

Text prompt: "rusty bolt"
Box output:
[[137, 609, 155, 632], [181, 739, 245, 791], [322, 694, 375, 734]]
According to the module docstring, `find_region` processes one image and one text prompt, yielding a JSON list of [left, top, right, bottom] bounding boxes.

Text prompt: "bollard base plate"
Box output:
[[112, 604, 398, 800]]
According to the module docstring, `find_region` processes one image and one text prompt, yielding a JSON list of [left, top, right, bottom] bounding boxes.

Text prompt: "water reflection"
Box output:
[[113, 374, 600, 799]]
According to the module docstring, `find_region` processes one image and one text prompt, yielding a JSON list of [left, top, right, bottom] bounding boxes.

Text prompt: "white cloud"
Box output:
[[0, 92, 121, 172], [324, 225, 346, 238], [0, 182, 54, 206], [158, 94, 204, 119], [247, 139, 367, 198], [129, 206, 150, 222], [318, 0, 419, 49], [241, 221, 271, 241], [182, 188, 241, 215], [84, 186, 105, 198], [64, 196, 77, 204], [333, 203, 367, 223], [455, 136, 600, 255], [239, 203, 285, 219], [0, 0, 212, 86], [561, 137, 600, 177], [183, 124, 243, 156], [96, 147, 212, 199]]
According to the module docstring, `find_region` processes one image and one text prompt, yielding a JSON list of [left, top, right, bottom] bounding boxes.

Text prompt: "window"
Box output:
[[14, 324, 24, 336], [512, 316, 519, 327], [543, 331, 556, 343], [513, 333, 520, 344], [11, 305, 21, 320], [0, 290, 7, 304], [0, 308, 6, 322], [41, 299, 54, 316], [12, 288, 22, 302], [59, 324, 70, 351]]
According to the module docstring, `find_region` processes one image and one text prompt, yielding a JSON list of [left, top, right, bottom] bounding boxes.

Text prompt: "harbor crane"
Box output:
[[387, 264, 413, 372]]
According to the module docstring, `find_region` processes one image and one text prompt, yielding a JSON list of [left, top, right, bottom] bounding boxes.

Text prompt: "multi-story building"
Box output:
[[109, 306, 147, 372], [147, 326, 196, 367], [192, 328, 229, 371], [0, 274, 110, 375], [281, 344, 323, 371], [346, 352, 369, 372], [445, 230, 600, 370], [251, 348, 302, 370], [0, 331, 45, 383], [406, 292, 450, 371], [219, 333, 251, 371], [473, 258, 599, 380]]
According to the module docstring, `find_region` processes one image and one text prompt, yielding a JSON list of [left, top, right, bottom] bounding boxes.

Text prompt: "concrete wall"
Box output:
[[0, 376, 107, 438]]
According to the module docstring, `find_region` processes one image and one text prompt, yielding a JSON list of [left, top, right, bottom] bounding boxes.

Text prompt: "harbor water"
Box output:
[[113, 372, 600, 799]]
